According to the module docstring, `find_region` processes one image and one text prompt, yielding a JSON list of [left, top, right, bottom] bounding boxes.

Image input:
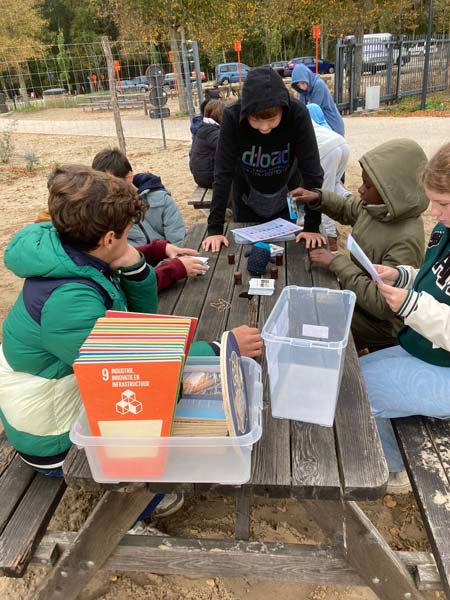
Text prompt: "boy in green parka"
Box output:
[[291, 138, 429, 352], [0, 165, 262, 476]]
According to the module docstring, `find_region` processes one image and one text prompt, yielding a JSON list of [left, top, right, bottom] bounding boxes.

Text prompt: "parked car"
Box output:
[[162, 72, 203, 91], [215, 62, 251, 85], [285, 57, 335, 77], [270, 61, 289, 76], [119, 76, 149, 92], [42, 87, 68, 97], [409, 41, 438, 56]]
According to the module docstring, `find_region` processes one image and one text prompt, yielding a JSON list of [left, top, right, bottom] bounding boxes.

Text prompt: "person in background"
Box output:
[[0, 164, 263, 531], [291, 64, 345, 136], [190, 86, 222, 153], [291, 138, 429, 352], [92, 148, 207, 291], [202, 65, 325, 253], [306, 103, 351, 251], [92, 148, 186, 246], [360, 142, 450, 494], [190, 98, 226, 188]]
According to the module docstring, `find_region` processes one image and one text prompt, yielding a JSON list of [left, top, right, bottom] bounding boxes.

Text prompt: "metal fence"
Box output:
[[334, 34, 450, 112]]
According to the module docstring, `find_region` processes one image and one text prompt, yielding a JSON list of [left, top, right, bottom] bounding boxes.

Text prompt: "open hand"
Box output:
[[231, 325, 263, 358], [178, 256, 209, 277], [377, 282, 408, 313], [165, 243, 199, 259], [295, 231, 327, 248], [202, 235, 229, 252], [309, 247, 335, 268]]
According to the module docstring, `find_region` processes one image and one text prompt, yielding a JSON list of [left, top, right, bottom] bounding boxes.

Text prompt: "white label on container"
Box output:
[[302, 324, 329, 339]]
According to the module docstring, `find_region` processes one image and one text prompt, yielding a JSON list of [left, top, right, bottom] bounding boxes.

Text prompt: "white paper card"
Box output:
[[347, 234, 382, 284], [302, 324, 329, 339]]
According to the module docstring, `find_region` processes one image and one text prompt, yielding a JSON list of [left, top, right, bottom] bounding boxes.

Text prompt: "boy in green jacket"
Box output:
[[0, 165, 262, 475], [291, 139, 429, 352]]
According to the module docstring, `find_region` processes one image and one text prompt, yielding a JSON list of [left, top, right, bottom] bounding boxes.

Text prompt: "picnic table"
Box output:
[[35, 223, 434, 600]]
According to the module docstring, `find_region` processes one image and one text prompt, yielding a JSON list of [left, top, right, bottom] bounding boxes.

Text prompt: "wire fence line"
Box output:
[[0, 35, 449, 146]]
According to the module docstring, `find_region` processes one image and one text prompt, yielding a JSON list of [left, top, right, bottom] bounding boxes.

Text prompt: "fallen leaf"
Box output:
[[383, 494, 397, 508]]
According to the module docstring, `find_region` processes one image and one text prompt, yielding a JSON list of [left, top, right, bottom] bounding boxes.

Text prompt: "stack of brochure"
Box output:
[[248, 278, 275, 296], [231, 218, 302, 244]]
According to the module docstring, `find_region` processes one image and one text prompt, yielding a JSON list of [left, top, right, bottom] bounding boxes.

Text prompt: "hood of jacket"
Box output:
[[133, 173, 165, 194], [360, 138, 429, 223], [291, 64, 319, 95], [307, 102, 331, 129], [4, 222, 114, 289], [240, 66, 291, 122]]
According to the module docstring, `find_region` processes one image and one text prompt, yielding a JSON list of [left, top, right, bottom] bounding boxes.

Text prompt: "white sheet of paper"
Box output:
[[347, 234, 383, 284]]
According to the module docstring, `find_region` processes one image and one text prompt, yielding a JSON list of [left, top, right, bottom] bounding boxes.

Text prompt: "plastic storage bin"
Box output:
[[262, 286, 356, 427], [70, 357, 262, 484]]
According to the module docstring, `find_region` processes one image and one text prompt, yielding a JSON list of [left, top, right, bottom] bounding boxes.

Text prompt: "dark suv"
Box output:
[[285, 57, 335, 77]]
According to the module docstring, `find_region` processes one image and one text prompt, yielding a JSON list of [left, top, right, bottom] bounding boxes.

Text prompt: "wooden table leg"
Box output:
[[303, 500, 424, 600], [36, 489, 155, 600], [235, 488, 250, 540]]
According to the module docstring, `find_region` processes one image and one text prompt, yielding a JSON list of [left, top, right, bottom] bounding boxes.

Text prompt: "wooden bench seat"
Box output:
[[0, 432, 66, 577], [188, 185, 212, 209], [393, 416, 450, 595]]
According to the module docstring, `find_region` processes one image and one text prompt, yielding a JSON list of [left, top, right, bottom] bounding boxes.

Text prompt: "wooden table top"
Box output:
[[64, 223, 388, 501]]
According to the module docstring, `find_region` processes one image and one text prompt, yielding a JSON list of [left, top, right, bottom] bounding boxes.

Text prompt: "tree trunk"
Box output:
[[17, 67, 30, 106], [169, 26, 188, 114]]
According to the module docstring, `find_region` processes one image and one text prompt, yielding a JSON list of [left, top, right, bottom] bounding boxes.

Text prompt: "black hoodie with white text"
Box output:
[[207, 66, 323, 236]]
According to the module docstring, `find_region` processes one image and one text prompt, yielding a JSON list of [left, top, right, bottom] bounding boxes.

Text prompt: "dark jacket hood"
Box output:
[[360, 138, 429, 223], [133, 173, 165, 194], [240, 66, 291, 122]]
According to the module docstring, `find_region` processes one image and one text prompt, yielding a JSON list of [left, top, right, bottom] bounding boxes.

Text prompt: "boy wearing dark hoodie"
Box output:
[[202, 65, 325, 252], [91, 148, 207, 292], [291, 139, 429, 352]]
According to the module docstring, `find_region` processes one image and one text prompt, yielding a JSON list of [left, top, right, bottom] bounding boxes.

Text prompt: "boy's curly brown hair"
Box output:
[[47, 164, 147, 252], [421, 142, 450, 194]]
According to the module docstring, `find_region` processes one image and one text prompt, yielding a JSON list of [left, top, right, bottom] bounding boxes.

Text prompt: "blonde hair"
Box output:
[[421, 142, 450, 194]]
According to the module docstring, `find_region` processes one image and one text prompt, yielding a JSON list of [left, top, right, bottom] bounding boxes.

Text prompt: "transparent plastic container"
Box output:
[[70, 357, 262, 484], [262, 286, 356, 427]]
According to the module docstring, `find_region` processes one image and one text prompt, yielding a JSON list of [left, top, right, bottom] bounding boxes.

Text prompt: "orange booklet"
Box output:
[[73, 312, 197, 478]]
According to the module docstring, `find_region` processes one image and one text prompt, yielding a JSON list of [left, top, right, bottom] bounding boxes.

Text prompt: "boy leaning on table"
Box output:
[[0, 165, 262, 530]]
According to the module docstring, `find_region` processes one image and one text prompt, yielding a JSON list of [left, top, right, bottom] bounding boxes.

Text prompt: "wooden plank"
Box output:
[[0, 474, 65, 577], [0, 432, 16, 476], [36, 531, 364, 586], [303, 500, 423, 600], [310, 263, 388, 500], [234, 489, 250, 540], [416, 563, 443, 591], [194, 223, 243, 341], [230, 230, 291, 492], [0, 455, 35, 533], [157, 223, 208, 316], [187, 186, 207, 205], [35, 489, 156, 600], [394, 416, 450, 598], [286, 242, 341, 498]]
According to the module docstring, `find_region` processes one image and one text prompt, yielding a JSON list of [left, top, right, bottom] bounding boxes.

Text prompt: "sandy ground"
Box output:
[[0, 107, 448, 599]]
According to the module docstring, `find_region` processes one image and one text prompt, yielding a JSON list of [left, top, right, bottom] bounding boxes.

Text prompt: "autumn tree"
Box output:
[[0, 0, 46, 102]]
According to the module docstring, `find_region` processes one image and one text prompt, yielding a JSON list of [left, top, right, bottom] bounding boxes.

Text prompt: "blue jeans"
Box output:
[[360, 345, 450, 472], [34, 465, 164, 525]]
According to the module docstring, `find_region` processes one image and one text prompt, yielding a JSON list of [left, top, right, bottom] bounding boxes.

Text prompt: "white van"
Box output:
[[345, 33, 410, 73]]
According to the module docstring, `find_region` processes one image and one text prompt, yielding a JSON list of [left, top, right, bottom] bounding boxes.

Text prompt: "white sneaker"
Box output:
[[152, 493, 184, 518], [386, 471, 412, 495], [127, 521, 165, 536]]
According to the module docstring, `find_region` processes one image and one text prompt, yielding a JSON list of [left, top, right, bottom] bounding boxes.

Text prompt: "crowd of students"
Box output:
[[1, 63, 449, 527]]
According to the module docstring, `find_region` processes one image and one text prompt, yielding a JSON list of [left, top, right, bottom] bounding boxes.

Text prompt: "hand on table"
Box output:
[[165, 243, 199, 259], [231, 325, 263, 358], [178, 256, 209, 277], [202, 235, 229, 252], [309, 247, 335, 268], [376, 283, 408, 313], [295, 231, 327, 248]]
